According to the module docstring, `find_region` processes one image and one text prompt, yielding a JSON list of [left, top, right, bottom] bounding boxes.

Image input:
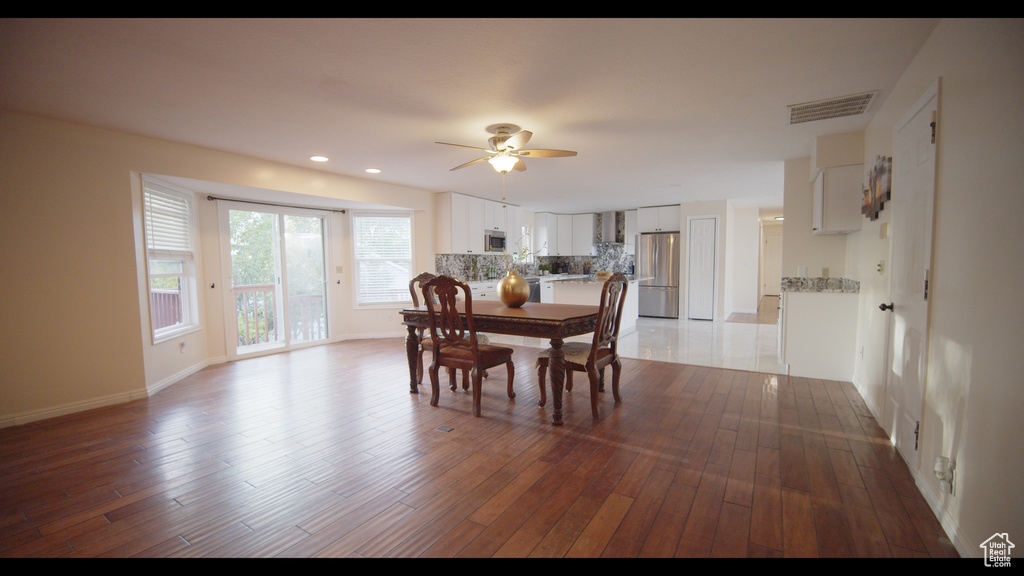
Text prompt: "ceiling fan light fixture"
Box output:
[[488, 153, 519, 173]]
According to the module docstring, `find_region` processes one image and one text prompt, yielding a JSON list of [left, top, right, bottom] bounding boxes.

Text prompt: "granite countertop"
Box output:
[[781, 277, 860, 293], [542, 274, 646, 284]]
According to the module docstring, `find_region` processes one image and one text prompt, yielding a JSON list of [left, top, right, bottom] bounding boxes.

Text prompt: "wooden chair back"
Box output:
[[588, 273, 628, 363], [420, 275, 478, 355]]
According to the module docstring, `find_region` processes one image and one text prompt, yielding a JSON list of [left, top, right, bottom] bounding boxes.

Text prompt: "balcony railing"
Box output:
[[233, 284, 326, 346], [151, 285, 325, 347]]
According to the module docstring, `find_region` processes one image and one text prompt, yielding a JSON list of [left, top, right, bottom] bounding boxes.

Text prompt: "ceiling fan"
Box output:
[[436, 123, 577, 173]]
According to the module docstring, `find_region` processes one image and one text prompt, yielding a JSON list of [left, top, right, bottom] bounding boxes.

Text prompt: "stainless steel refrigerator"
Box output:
[[637, 232, 680, 318]]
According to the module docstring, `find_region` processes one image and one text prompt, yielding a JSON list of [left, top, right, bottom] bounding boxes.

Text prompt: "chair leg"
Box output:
[[416, 349, 425, 385], [448, 367, 458, 391], [506, 360, 516, 399], [587, 367, 601, 419], [428, 363, 441, 407], [566, 369, 574, 392], [611, 357, 622, 403], [471, 367, 483, 417], [536, 359, 547, 407]]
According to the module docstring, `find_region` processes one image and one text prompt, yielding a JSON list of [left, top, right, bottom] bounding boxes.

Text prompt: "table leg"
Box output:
[[548, 338, 565, 425], [405, 324, 419, 394]]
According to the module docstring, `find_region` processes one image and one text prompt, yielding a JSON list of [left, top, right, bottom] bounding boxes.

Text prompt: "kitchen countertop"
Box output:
[[540, 274, 646, 284], [780, 277, 860, 293]]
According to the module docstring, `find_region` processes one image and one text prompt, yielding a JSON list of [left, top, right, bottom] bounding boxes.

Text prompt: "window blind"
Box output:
[[144, 183, 194, 258], [353, 214, 412, 304]]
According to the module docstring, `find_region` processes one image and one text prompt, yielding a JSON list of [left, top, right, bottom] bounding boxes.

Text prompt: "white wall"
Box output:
[[849, 18, 1024, 555], [0, 111, 436, 425]]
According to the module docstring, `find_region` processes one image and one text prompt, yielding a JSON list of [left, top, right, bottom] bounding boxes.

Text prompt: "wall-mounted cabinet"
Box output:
[[535, 212, 557, 256], [637, 205, 680, 232], [572, 213, 596, 256], [437, 192, 520, 254], [812, 164, 863, 234], [535, 212, 599, 256]]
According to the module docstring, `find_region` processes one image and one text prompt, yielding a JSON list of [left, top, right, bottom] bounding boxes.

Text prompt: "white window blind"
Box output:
[[144, 183, 194, 258], [353, 213, 412, 305], [142, 177, 198, 340]]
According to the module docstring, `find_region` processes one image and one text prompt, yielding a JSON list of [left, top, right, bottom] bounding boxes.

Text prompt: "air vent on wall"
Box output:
[[787, 91, 877, 124]]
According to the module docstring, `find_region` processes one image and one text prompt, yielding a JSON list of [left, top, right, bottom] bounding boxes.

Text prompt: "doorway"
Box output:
[[221, 203, 329, 358]]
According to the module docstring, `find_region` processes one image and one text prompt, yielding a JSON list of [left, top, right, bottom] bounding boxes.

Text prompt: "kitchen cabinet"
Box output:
[[556, 214, 573, 255], [484, 200, 507, 232], [535, 212, 557, 256], [468, 280, 498, 301], [812, 164, 863, 234], [437, 192, 521, 254], [572, 213, 596, 256], [637, 205, 680, 232], [780, 290, 857, 381]]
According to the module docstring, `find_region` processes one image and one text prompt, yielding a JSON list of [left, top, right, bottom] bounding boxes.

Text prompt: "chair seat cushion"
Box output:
[[537, 342, 613, 367], [437, 341, 513, 367], [421, 334, 488, 350]]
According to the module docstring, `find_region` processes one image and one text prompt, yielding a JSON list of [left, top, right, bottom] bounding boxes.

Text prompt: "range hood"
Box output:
[[597, 211, 625, 245]]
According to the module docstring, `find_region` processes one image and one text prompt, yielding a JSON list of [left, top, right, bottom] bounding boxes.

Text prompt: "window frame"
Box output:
[[350, 210, 415, 308], [142, 176, 201, 344]]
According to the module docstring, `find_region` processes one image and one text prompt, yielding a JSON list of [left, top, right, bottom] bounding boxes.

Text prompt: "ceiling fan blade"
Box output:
[[436, 141, 495, 153], [504, 130, 533, 150], [449, 156, 491, 171], [515, 148, 577, 158]]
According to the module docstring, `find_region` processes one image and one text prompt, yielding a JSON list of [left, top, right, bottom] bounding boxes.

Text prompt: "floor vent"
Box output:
[[788, 91, 877, 124]]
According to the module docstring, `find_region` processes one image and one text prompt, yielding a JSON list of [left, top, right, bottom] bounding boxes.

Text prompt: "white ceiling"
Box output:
[[0, 18, 940, 216]]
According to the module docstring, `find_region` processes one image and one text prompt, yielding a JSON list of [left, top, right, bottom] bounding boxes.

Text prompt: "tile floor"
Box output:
[[487, 315, 788, 376]]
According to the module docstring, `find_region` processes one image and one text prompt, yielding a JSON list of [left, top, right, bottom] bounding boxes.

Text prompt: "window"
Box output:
[[352, 212, 413, 306], [143, 177, 199, 342]]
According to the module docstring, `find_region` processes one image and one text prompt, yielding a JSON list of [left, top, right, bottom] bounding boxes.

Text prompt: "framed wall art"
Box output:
[[862, 155, 892, 221]]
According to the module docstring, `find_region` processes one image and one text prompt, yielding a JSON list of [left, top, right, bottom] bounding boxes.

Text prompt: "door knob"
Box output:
[[879, 302, 894, 311]]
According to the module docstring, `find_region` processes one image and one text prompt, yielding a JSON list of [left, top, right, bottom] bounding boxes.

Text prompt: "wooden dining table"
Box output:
[[400, 300, 600, 426]]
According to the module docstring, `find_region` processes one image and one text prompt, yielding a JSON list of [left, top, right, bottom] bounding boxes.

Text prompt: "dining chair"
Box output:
[[536, 272, 628, 419], [409, 272, 488, 391], [420, 275, 515, 417]]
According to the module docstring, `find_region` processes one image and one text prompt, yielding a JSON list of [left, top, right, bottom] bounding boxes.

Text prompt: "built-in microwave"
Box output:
[[485, 230, 506, 252]]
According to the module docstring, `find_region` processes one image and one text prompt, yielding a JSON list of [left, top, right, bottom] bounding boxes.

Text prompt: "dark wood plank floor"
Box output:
[[0, 338, 959, 558]]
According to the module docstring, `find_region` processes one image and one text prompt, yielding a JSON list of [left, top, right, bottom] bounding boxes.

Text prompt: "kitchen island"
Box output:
[[541, 274, 641, 337]]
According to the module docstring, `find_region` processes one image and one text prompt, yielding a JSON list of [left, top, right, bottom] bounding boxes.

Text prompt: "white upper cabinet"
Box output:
[[435, 192, 494, 254], [812, 164, 863, 234], [535, 212, 557, 256], [637, 205, 680, 232], [572, 213, 596, 256], [556, 214, 573, 255]]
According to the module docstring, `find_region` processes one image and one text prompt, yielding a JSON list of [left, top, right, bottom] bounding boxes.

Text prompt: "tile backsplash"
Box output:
[[435, 243, 634, 282]]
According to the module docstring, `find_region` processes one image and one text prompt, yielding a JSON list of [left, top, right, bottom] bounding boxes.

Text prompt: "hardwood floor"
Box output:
[[0, 338, 958, 558]]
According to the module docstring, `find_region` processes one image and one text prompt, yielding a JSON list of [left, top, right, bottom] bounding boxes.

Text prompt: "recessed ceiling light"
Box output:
[[365, 168, 381, 174], [310, 155, 329, 162], [775, 216, 785, 220]]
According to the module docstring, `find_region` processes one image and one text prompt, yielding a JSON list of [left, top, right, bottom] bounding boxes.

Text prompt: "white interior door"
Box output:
[[687, 217, 716, 320], [762, 230, 783, 296], [884, 81, 939, 467]]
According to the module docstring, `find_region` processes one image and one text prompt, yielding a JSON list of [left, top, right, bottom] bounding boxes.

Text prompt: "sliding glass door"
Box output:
[[223, 204, 328, 357]]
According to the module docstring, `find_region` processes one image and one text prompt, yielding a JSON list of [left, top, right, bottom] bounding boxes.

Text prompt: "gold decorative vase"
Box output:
[[497, 269, 530, 308]]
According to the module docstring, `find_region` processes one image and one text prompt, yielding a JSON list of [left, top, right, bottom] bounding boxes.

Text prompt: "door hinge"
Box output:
[[914, 421, 920, 450], [930, 111, 937, 144], [924, 269, 930, 300]]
